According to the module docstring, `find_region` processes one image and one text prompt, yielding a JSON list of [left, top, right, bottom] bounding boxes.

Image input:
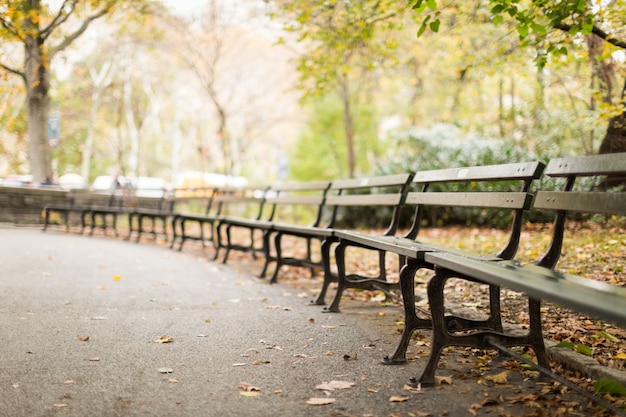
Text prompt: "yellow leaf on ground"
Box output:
[[112, 275, 121, 281], [154, 336, 174, 343], [485, 370, 509, 384]]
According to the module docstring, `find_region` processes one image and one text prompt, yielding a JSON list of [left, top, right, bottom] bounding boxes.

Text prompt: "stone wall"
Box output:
[[0, 186, 68, 225]]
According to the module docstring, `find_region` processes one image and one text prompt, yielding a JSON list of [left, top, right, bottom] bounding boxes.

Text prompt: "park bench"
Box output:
[[42, 190, 119, 234], [168, 187, 219, 250], [195, 184, 272, 261], [217, 181, 331, 272], [408, 152, 626, 388], [269, 174, 414, 303], [324, 161, 545, 316], [127, 189, 176, 242]]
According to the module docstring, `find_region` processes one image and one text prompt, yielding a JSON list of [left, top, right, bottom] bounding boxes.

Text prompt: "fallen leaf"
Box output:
[[168, 378, 179, 383], [112, 275, 121, 281], [52, 403, 68, 408], [157, 367, 174, 373], [232, 363, 247, 367], [237, 382, 261, 392], [240, 391, 261, 397], [485, 371, 508, 384], [306, 398, 336, 405], [154, 336, 174, 344], [315, 380, 356, 391], [77, 336, 89, 342], [96, 285, 108, 290], [322, 325, 336, 329], [404, 384, 422, 393], [88, 357, 100, 361], [389, 395, 410, 402], [435, 376, 452, 385]]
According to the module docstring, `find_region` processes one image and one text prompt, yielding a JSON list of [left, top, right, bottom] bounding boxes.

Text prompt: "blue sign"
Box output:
[[48, 113, 60, 148]]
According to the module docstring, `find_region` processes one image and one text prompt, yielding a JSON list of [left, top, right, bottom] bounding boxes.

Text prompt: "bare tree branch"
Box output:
[[48, 2, 115, 59], [40, 0, 78, 40], [0, 62, 25, 80]]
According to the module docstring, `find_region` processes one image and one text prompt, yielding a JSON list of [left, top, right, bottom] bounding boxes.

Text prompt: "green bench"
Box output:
[[413, 153, 626, 387]]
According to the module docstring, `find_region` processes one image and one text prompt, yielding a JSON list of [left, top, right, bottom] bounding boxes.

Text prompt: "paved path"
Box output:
[[0, 227, 611, 417]]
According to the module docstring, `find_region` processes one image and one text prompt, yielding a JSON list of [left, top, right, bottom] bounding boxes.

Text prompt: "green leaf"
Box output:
[[597, 331, 620, 342], [531, 22, 546, 34], [555, 341, 575, 349], [417, 15, 431, 37], [595, 378, 626, 396], [426, 0, 437, 10], [430, 19, 440, 33], [492, 15, 503, 25], [576, 344, 593, 356], [490, 4, 504, 14], [517, 24, 529, 38]]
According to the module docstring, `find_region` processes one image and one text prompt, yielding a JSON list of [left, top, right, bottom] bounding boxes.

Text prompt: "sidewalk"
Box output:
[[0, 227, 616, 417]]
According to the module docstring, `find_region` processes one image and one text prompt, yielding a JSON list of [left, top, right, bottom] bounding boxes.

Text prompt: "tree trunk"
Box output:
[[339, 76, 356, 178], [24, 30, 53, 185]]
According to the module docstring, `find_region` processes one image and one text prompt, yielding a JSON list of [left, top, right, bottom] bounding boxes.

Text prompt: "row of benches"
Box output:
[[42, 153, 626, 397]]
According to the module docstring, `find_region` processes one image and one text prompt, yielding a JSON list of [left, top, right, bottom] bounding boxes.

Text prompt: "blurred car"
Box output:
[[2, 174, 33, 187], [58, 173, 86, 189], [92, 175, 125, 191], [127, 176, 169, 198]]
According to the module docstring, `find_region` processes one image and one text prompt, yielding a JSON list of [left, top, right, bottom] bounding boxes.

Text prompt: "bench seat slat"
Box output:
[[424, 252, 626, 328]]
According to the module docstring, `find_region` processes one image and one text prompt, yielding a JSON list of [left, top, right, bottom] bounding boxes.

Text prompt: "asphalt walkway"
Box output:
[[0, 227, 618, 417]]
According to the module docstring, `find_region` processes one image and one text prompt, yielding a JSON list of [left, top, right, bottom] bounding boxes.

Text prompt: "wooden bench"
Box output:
[[169, 187, 219, 251], [411, 153, 626, 387], [203, 184, 272, 261], [127, 189, 175, 242], [42, 190, 119, 234], [217, 181, 331, 272], [325, 161, 545, 316], [277, 174, 414, 303]]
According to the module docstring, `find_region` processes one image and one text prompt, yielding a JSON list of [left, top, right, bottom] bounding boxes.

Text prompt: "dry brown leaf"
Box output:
[[52, 403, 68, 408], [237, 382, 261, 392], [240, 391, 261, 397], [404, 383, 422, 393], [77, 336, 89, 342], [154, 336, 174, 344], [435, 376, 452, 385], [485, 370, 508, 384], [306, 397, 336, 405], [315, 380, 355, 391], [389, 395, 410, 403]]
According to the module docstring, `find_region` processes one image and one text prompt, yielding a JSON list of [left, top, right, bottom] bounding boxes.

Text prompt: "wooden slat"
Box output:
[[405, 191, 533, 210], [546, 153, 626, 177], [535, 191, 626, 215], [414, 162, 544, 184], [330, 173, 412, 190], [325, 193, 403, 207]]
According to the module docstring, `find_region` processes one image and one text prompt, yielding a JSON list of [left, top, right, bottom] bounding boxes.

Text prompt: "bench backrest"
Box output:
[[210, 184, 271, 220], [405, 161, 545, 260], [534, 152, 626, 269], [324, 173, 414, 235], [70, 190, 118, 208], [262, 181, 331, 227]]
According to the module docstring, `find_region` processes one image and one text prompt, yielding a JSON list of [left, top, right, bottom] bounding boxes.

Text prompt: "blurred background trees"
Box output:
[[0, 0, 624, 187]]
